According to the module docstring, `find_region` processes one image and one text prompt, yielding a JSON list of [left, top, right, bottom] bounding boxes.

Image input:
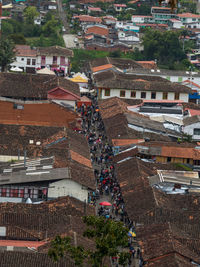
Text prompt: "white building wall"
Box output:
[[173, 21, 183, 28], [48, 179, 89, 203], [101, 89, 189, 102], [183, 122, 200, 140], [11, 56, 37, 69], [132, 17, 145, 23]]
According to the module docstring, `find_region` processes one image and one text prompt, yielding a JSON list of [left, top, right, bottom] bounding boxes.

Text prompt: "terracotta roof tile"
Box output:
[[70, 150, 92, 168], [0, 101, 78, 127], [177, 12, 200, 18], [86, 26, 109, 36], [92, 64, 113, 73], [74, 15, 102, 23], [161, 146, 200, 159], [15, 45, 37, 57], [0, 73, 80, 99], [0, 240, 45, 248], [112, 139, 144, 146], [0, 251, 75, 267]]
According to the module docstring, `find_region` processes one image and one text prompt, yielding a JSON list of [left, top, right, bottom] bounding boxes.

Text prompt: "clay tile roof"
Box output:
[[86, 26, 109, 36], [88, 6, 102, 11], [0, 196, 95, 241], [183, 115, 200, 126], [70, 150, 92, 168], [0, 73, 80, 99], [75, 15, 102, 23], [177, 12, 200, 18], [136, 61, 157, 69], [185, 109, 200, 116], [137, 223, 200, 266], [161, 146, 200, 159], [0, 240, 45, 248], [15, 45, 37, 57], [92, 63, 113, 73], [112, 139, 144, 146], [0, 101, 78, 127], [0, 251, 75, 267], [37, 46, 73, 57], [70, 161, 95, 189]]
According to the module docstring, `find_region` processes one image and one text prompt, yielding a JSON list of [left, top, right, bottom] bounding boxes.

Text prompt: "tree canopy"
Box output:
[[48, 215, 130, 267], [142, 28, 186, 67], [24, 6, 39, 24], [0, 38, 15, 72]]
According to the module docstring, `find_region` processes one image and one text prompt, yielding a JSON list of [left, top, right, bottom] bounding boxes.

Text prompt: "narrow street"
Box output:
[[57, 0, 70, 33], [80, 97, 141, 267]]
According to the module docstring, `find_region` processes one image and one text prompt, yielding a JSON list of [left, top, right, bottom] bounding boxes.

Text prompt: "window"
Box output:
[[187, 158, 190, 164], [151, 92, 156, 99], [174, 92, 180, 100], [32, 59, 36, 65], [27, 58, 31, 65], [105, 89, 110, 96], [163, 92, 168, 100], [167, 157, 171, 162], [178, 77, 182, 82], [194, 128, 200, 135], [192, 18, 196, 21], [60, 56, 65, 65], [41, 56, 46, 66], [131, 91, 136, 98], [53, 56, 57, 64], [141, 92, 146, 99], [120, 90, 126, 97]]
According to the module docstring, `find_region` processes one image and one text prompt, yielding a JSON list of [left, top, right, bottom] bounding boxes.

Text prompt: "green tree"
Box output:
[[0, 38, 15, 72], [142, 28, 186, 68], [9, 33, 26, 44], [42, 16, 60, 36], [2, 20, 14, 36], [48, 216, 130, 267], [24, 6, 39, 25]]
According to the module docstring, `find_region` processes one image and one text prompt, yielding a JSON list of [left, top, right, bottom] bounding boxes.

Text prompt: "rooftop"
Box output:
[[15, 45, 37, 57], [0, 100, 78, 127], [86, 26, 109, 36], [0, 251, 75, 267], [74, 15, 102, 23], [94, 70, 191, 94], [0, 73, 80, 100], [177, 12, 200, 18], [37, 46, 73, 57]]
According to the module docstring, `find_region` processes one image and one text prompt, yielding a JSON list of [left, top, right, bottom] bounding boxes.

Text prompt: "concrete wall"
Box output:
[[48, 179, 89, 203]]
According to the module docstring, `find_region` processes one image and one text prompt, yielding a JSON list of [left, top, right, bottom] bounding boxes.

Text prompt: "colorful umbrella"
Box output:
[[128, 231, 136, 237], [99, 201, 112, 206]]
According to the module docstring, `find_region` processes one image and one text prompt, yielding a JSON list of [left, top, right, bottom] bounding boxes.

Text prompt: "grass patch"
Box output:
[[173, 163, 193, 171]]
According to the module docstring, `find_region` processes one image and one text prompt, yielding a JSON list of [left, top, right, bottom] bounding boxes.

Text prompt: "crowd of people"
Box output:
[[79, 97, 143, 267]]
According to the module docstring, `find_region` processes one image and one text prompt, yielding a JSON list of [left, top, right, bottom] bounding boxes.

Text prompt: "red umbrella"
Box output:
[[99, 201, 112, 206]]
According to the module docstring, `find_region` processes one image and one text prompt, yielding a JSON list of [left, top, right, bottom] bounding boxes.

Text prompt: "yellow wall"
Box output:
[[155, 156, 193, 165]]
